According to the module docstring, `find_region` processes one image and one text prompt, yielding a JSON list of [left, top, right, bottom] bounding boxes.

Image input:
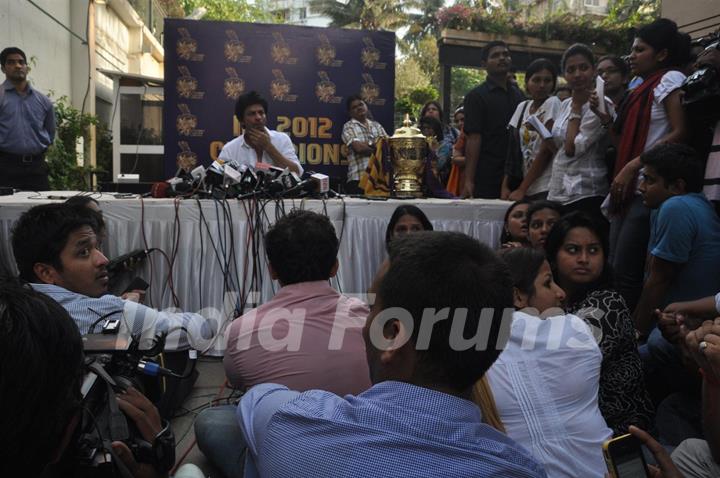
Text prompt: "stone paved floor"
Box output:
[[170, 357, 237, 478]]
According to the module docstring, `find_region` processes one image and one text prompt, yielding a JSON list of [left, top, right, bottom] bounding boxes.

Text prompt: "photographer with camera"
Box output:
[[0, 278, 203, 477]]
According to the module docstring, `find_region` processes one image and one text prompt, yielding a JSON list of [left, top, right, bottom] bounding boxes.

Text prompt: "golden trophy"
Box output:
[[389, 115, 429, 198]]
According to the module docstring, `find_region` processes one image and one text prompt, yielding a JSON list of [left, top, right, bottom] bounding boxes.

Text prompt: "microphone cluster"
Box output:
[[158, 160, 329, 200]]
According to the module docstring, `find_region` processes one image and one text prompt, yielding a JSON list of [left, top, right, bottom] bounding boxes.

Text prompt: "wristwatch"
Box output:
[[568, 112, 582, 121]]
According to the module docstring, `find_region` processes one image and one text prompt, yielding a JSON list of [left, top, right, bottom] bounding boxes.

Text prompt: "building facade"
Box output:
[[266, 0, 331, 27]]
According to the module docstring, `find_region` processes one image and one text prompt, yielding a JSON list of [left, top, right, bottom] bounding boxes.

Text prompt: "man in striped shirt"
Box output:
[[341, 94, 387, 194], [11, 203, 216, 350]]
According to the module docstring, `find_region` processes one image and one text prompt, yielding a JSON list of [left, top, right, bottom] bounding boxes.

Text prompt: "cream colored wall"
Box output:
[[662, 0, 720, 39], [0, 0, 73, 100], [95, 0, 164, 95]]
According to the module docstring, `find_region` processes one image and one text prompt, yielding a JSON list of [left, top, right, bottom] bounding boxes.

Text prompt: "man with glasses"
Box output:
[[0, 47, 55, 191]]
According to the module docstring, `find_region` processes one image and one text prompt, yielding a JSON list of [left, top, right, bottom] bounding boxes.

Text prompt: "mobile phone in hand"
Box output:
[[603, 434, 650, 478]]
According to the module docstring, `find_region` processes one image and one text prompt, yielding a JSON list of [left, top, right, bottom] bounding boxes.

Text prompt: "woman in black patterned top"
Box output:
[[545, 211, 654, 435]]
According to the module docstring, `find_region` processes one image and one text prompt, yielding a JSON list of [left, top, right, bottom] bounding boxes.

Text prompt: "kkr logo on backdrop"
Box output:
[[270, 69, 298, 102], [176, 66, 205, 100], [360, 73, 385, 106], [315, 71, 342, 104], [361, 37, 386, 70], [176, 104, 204, 137], [176, 28, 204, 61], [224, 30, 252, 63], [271, 32, 298, 65], [176, 141, 198, 172], [315, 34, 343, 67], [224, 68, 245, 100]]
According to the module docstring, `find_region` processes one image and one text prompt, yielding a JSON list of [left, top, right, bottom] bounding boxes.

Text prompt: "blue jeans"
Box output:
[[609, 196, 650, 312], [194, 405, 246, 478]]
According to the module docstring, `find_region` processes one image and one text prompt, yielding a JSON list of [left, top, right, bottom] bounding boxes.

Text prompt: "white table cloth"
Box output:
[[0, 192, 510, 320]]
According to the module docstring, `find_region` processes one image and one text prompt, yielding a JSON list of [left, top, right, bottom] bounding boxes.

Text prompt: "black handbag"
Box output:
[[504, 101, 529, 191]]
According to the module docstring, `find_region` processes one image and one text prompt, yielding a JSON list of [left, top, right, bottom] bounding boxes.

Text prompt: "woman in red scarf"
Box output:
[[590, 18, 689, 313]]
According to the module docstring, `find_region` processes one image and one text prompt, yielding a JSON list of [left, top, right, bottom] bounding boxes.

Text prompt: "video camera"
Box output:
[[70, 333, 175, 478], [682, 31, 720, 122]]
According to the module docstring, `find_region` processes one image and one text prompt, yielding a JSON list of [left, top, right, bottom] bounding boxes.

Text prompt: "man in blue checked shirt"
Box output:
[[11, 203, 217, 351], [0, 47, 56, 191], [237, 231, 547, 478]]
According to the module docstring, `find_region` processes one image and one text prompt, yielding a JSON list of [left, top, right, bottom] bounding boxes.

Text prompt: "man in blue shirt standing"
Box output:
[[238, 232, 546, 478], [0, 47, 55, 191]]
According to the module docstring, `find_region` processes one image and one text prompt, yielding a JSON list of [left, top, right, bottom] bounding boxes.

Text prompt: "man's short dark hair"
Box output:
[[234, 91, 268, 123], [380, 231, 513, 392], [481, 41, 508, 63], [11, 203, 104, 283], [0, 277, 84, 474], [264, 210, 339, 285], [640, 143, 704, 193], [346, 94, 363, 112], [0, 47, 27, 67]]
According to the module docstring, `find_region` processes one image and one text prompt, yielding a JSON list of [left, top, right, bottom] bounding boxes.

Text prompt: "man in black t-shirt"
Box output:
[[462, 41, 525, 199]]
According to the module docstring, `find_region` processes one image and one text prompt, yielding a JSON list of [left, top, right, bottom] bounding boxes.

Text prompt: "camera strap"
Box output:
[[87, 360, 130, 440], [106, 380, 130, 441]]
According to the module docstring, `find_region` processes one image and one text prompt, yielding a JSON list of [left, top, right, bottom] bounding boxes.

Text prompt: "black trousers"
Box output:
[[0, 153, 50, 191]]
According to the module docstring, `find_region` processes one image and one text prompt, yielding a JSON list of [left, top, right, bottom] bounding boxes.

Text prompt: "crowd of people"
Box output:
[[5, 15, 720, 478], [7, 187, 720, 477]]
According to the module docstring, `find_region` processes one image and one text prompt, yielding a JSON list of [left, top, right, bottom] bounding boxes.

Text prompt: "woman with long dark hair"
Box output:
[[545, 211, 654, 435], [591, 18, 690, 312], [420, 101, 459, 184], [500, 200, 530, 248], [384, 205, 433, 251]]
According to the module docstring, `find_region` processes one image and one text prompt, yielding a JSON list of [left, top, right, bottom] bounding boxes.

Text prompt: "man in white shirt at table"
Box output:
[[218, 91, 303, 175]]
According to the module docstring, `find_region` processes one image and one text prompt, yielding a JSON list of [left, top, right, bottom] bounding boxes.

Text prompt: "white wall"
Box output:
[[0, 0, 73, 101]]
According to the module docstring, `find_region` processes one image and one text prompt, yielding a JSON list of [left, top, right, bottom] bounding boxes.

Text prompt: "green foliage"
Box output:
[[395, 56, 431, 98], [451, 67, 486, 111], [309, 0, 409, 30], [177, 0, 275, 22], [414, 35, 440, 85], [604, 0, 660, 30], [404, 0, 445, 49], [46, 97, 99, 190], [95, 124, 114, 185], [436, 6, 646, 54], [395, 84, 439, 127]]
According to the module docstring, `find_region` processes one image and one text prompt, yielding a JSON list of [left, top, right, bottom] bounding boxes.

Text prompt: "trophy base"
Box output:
[[393, 179, 423, 198]]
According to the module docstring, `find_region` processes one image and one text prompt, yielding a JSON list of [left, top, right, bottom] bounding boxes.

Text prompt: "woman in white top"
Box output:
[[502, 58, 562, 201], [547, 44, 614, 216], [590, 18, 689, 312], [486, 248, 612, 478]]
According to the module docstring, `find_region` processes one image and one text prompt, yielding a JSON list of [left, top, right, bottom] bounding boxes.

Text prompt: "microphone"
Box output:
[[223, 161, 244, 185], [280, 173, 330, 197]]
